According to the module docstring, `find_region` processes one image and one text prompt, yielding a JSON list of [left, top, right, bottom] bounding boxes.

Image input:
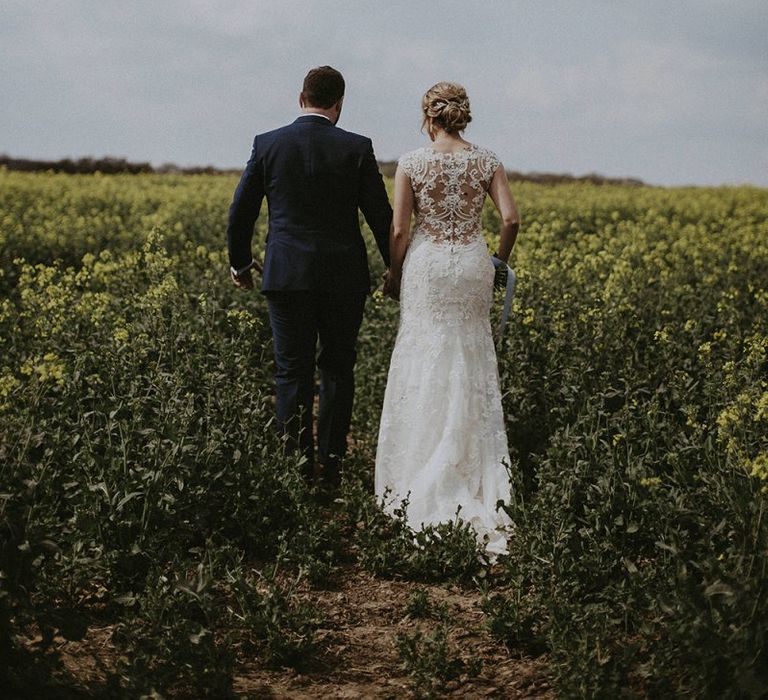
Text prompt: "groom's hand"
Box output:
[[231, 268, 254, 290], [382, 270, 400, 301]]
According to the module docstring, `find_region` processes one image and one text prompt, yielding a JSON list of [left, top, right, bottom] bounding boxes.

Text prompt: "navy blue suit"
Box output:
[[226, 114, 392, 481]]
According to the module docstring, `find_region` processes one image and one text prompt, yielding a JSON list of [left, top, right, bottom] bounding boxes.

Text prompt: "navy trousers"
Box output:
[[265, 287, 367, 479]]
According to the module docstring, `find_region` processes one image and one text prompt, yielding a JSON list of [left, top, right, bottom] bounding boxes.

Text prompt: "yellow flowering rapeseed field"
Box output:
[[1, 169, 766, 697]]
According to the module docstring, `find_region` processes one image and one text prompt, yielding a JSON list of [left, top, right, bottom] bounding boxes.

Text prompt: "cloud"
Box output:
[[1, 0, 766, 185]]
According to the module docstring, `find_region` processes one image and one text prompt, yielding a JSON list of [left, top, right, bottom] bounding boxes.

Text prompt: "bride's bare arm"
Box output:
[[386, 164, 414, 297], [488, 165, 520, 262]]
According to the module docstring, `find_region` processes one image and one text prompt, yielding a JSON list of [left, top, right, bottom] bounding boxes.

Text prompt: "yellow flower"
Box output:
[[226, 308, 258, 332], [521, 308, 535, 326], [749, 454, 768, 492], [113, 328, 130, 344], [20, 353, 66, 386], [754, 392, 768, 423], [0, 372, 20, 398]]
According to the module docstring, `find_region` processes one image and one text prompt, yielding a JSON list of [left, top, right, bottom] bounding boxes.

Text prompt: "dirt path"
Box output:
[[36, 566, 550, 699]]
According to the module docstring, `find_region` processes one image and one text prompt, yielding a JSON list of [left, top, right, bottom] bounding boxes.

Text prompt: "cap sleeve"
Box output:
[[397, 149, 419, 180], [480, 148, 501, 184]]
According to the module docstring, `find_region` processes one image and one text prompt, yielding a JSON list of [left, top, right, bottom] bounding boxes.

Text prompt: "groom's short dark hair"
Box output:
[[302, 66, 345, 108]]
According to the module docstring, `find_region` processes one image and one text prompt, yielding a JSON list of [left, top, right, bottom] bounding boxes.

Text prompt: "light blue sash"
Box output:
[[491, 256, 516, 336]]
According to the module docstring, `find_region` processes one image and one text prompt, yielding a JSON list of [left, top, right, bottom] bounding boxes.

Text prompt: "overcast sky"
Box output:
[[1, 1, 766, 186]]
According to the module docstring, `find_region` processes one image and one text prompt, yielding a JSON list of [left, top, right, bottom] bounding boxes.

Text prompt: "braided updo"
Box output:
[[421, 82, 472, 135]]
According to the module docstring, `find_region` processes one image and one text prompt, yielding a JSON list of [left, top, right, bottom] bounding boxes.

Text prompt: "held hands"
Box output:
[[382, 269, 401, 301], [230, 268, 254, 290]]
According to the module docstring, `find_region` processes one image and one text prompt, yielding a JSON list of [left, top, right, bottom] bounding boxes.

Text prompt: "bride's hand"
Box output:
[[382, 270, 401, 301]]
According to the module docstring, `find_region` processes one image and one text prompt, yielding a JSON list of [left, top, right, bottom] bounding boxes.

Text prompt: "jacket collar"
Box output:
[[293, 113, 334, 126]]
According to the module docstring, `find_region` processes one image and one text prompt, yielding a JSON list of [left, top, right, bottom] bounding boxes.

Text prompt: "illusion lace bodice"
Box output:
[[398, 144, 500, 245]]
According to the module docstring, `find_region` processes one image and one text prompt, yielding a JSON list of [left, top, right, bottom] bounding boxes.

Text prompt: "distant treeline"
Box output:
[[378, 161, 644, 186], [1, 154, 644, 186], [0, 155, 226, 176]]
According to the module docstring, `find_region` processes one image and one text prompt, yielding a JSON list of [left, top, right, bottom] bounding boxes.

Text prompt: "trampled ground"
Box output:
[[19, 565, 550, 699]]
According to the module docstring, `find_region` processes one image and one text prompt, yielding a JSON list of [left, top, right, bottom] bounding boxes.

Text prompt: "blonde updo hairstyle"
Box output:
[[421, 82, 472, 136]]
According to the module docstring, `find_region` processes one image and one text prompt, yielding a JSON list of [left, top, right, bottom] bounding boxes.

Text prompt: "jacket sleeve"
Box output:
[[226, 136, 265, 270], [358, 139, 393, 267]]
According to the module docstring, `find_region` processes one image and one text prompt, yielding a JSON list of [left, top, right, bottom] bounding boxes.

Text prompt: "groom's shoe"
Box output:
[[319, 457, 342, 490], [313, 464, 340, 505]]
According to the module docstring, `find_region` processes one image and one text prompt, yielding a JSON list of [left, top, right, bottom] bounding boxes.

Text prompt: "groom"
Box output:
[[226, 66, 392, 488]]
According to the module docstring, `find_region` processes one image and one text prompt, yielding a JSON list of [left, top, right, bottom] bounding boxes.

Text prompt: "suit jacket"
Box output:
[[226, 114, 392, 293]]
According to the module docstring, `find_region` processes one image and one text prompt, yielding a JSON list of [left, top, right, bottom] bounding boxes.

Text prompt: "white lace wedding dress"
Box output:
[[374, 144, 513, 557]]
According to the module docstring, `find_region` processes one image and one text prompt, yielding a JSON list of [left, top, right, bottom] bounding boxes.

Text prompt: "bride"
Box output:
[[376, 81, 520, 557]]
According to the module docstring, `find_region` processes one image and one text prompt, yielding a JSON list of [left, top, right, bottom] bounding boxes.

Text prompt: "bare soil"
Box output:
[[14, 566, 551, 699]]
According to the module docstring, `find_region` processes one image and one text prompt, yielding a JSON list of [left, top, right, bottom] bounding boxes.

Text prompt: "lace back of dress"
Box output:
[[401, 146, 500, 245]]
